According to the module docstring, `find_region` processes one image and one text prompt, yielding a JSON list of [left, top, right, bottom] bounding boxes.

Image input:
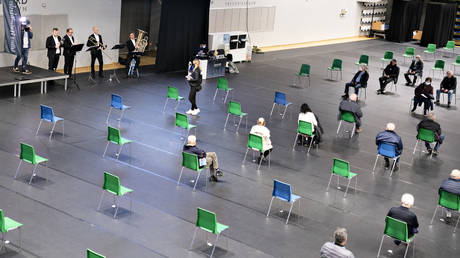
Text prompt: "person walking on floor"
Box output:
[[186, 59, 202, 116]]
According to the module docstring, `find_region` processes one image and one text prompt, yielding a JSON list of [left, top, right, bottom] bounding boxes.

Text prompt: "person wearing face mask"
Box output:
[[411, 77, 434, 115]]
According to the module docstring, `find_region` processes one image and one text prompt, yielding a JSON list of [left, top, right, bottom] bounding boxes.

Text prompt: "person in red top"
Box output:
[[411, 77, 434, 115]]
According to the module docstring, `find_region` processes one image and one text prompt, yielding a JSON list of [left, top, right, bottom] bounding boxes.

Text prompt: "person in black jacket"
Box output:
[[126, 32, 140, 74], [377, 59, 399, 94], [375, 123, 403, 169], [342, 65, 369, 99], [404, 55, 423, 86], [411, 77, 434, 115], [417, 112, 444, 154], [439, 169, 460, 218], [186, 59, 202, 116], [63, 28, 76, 78], [86, 26, 104, 79], [183, 135, 223, 182], [435, 71, 457, 107], [387, 193, 419, 245], [338, 94, 363, 133], [46, 28, 61, 72]]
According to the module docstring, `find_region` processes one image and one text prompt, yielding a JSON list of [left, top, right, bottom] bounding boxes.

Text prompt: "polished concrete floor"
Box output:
[[0, 39, 459, 258]]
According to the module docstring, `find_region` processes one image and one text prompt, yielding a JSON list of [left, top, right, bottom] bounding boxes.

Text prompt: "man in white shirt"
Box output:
[[86, 26, 104, 78], [13, 21, 33, 74], [63, 28, 76, 77], [250, 118, 273, 161], [46, 28, 62, 72]]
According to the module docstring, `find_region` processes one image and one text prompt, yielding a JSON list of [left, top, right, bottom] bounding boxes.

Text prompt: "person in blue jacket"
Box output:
[[375, 123, 403, 170]]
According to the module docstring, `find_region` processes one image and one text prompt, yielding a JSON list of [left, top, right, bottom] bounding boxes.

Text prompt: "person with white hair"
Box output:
[[250, 118, 273, 161], [387, 193, 419, 246], [342, 65, 369, 99], [320, 228, 355, 258], [439, 169, 460, 218], [435, 70, 457, 108], [183, 135, 222, 182], [375, 123, 403, 169], [404, 55, 423, 86], [416, 112, 444, 155], [338, 93, 363, 133]]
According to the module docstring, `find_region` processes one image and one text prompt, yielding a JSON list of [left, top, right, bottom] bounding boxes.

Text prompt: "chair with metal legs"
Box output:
[[213, 77, 233, 103], [336, 111, 356, 138], [372, 143, 401, 177], [242, 134, 270, 170], [175, 112, 197, 142], [326, 158, 358, 198], [106, 94, 131, 127], [377, 216, 415, 258], [14, 142, 48, 184], [102, 126, 132, 160], [269, 91, 292, 120], [97, 171, 133, 219], [36, 105, 64, 140], [224, 101, 248, 133], [189, 208, 228, 258], [412, 128, 436, 159], [430, 190, 460, 232], [292, 64, 311, 87], [327, 58, 342, 80], [163, 86, 184, 112], [292, 121, 315, 153], [0, 209, 22, 252], [87, 249, 106, 258], [266, 180, 302, 224], [177, 152, 208, 191]]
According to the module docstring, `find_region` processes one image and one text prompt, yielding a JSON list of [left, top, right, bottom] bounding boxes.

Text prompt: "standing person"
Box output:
[[375, 123, 403, 170], [63, 28, 76, 78], [86, 26, 105, 79], [13, 20, 33, 75], [45, 28, 61, 72], [417, 112, 444, 155], [338, 94, 363, 133], [186, 59, 202, 116], [342, 65, 369, 99], [404, 55, 423, 86], [377, 59, 399, 94], [126, 32, 140, 74], [435, 71, 457, 108], [411, 77, 434, 115], [320, 228, 355, 258]]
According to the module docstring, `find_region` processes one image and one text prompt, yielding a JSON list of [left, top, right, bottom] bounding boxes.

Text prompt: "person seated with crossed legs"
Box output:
[[342, 65, 369, 100], [183, 135, 223, 182]]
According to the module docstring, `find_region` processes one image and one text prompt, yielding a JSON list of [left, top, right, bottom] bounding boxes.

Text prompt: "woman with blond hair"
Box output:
[[186, 59, 202, 115]]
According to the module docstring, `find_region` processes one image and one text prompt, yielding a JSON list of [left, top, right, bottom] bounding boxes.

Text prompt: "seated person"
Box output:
[[377, 59, 400, 94], [320, 228, 355, 258], [226, 53, 239, 74], [435, 71, 457, 108], [342, 65, 369, 99], [375, 123, 403, 170], [417, 112, 444, 154], [298, 103, 323, 144], [404, 55, 423, 86], [411, 77, 434, 115], [439, 169, 460, 218], [338, 94, 363, 133], [183, 135, 222, 182], [387, 193, 419, 246], [250, 118, 273, 161]]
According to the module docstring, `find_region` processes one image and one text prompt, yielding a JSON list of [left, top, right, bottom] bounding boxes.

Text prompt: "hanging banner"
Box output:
[[2, 0, 23, 55]]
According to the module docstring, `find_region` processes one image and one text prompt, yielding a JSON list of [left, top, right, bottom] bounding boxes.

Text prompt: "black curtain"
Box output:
[[388, 0, 423, 42], [155, 0, 210, 72], [421, 2, 456, 47]]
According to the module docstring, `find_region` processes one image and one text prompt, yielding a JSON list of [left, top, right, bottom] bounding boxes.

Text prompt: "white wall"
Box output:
[[0, 0, 122, 68], [210, 0, 362, 47]]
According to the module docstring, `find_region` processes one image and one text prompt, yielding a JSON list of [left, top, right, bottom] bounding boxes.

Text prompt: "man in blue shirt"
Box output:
[[342, 65, 369, 99], [13, 21, 33, 75], [375, 123, 403, 169]]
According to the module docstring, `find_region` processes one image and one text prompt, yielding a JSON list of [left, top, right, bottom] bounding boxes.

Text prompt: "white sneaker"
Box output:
[[186, 109, 193, 114], [191, 109, 200, 115], [446, 210, 452, 218]]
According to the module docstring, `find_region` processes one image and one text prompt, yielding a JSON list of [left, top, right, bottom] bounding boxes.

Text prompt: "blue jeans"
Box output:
[[344, 82, 362, 95], [14, 48, 29, 70], [425, 135, 445, 151], [436, 89, 454, 103]]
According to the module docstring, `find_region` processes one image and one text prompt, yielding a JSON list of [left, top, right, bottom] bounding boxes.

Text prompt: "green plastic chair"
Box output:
[[381, 51, 394, 68], [452, 55, 460, 74], [403, 47, 415, 64], [424, 43, 437, 60], [175, 112, 197, 140], [355, 54, 369, 68], [224, 101, 248, 133], [189, 208, 228, 257], [444, 40, 455, 57], [336, 111, 357, 138], [242, 134, 269, 170], [102, 126, 132, 160], [293, 64, 311, 87], [14, 142, 48, 184], [292, 121, 315, 153], [412, 127, 436, 159], [432, 59, 445, 79], [377, 216, 415, 258], [163, 86, 184, 112], [97, 171, 133, 219], [430, 190, 460, 232], [177, 152, 208, 191], [87, 249, 106, 258], [213, 77, 233, 103], [0, 209, 23, 252], [326, 158, 358, 197], [327, 59, 342, 80]]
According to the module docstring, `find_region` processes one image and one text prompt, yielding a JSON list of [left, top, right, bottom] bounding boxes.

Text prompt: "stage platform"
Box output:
[[0, 65, 69, 97]]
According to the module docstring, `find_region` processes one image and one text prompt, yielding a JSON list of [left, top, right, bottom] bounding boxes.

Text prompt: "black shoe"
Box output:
[[405, 82, 412, 86], [209, 175, 218, 182], [376, 90, 381, 95], [432, 150, 439, 156], [393, 240, 401, 246], [341, 94, 348, 99], [435, 100, 440, 105], [427, 148, 433, 154], [447, 102, 451, 108], [384, 160, 390, 169], [216, 169, 223, 177]]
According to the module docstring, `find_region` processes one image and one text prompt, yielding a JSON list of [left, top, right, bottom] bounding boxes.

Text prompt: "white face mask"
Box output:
[[425, 82, 431, 85]]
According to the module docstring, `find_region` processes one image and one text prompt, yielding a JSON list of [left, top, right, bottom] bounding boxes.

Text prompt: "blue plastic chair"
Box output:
[[106, 94, 131, 127], [269, 92, 292, 119], [372, 143, 401, 177], [266, 180, 302, 224], [36, 105, 64, 140]]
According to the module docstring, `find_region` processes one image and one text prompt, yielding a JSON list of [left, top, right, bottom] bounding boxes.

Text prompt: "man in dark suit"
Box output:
[[377, 59, 400, 94], [63, 28, 76, 78], [126, 32, 140, 74], [46, 28, 61, 71], [342, 65, 369, 99], [86, 26, 104, 79], [387, 193, 419, 245]]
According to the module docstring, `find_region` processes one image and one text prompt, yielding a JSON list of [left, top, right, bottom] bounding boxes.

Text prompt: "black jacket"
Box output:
[[183, 145, 206, 158], [408, 60, 423, 76], [188, 67, 202, 88], [414, 83, 433, 98], [417, 118, 441, 141], [387, 206, 419, 238], [86, 34, 103, 53], [46, 35, 62, 57], [351, 70, 369, 88], [126, 39, 136, 53], [383, 64, 400, 83], [440, 76, 457, 91], [63, 35, 75, 56], [440, 178, 460, 195]]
